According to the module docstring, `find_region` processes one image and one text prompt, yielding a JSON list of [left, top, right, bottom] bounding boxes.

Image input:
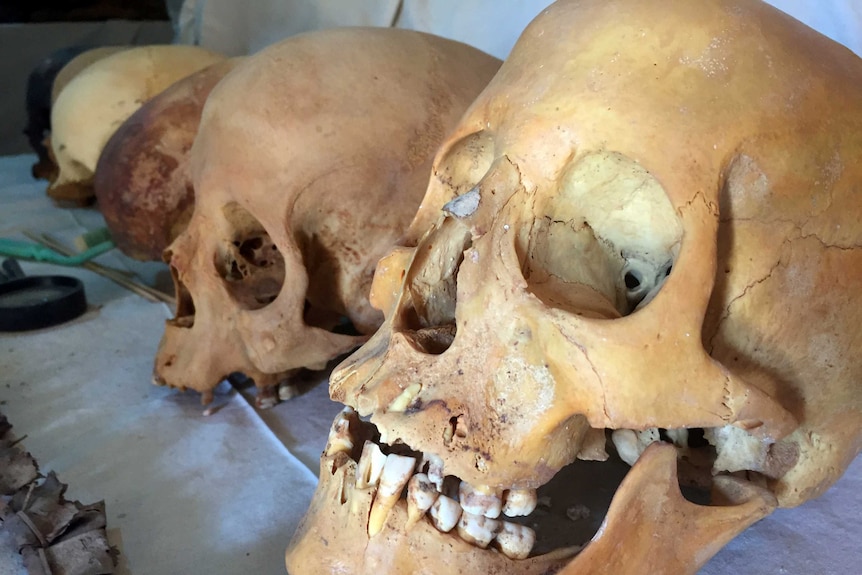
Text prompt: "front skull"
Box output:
[[289, 0, 862, 572], [153, 28, 500, 406]]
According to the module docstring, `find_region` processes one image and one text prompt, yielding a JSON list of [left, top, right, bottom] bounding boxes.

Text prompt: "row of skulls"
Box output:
[[89, 0, 862, 573]]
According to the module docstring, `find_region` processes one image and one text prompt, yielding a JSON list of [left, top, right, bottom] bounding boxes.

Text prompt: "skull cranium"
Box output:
[[94, 58, 244, 261], [153, 28, 501, 406], [287, 1, 862, 572], [48, 45, 225, 203]]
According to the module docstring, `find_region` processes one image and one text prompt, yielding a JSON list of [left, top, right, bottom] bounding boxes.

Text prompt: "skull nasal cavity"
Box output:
[[400, 217, 472, 355], [518, 151, 682, 317], [167, 253, 195, 328], [214, 202, 286, 311]]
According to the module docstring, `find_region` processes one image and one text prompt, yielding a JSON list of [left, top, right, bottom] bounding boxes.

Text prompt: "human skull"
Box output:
[[94, 58, 243, 261], [286, 0, 862, 573], [50, 46, 129, 105], [48, 45, 224, 203], [25, 45, 127, 181], [153, 28, 500, 406]]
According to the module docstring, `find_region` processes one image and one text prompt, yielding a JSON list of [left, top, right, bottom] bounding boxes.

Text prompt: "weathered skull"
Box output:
[[48, 45, 224, 203], [153, 28, 500, 406], [287, 0, 862, 572], [94, 58, 243, 261]]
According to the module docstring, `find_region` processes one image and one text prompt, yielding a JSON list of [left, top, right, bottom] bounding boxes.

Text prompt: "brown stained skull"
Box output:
[[95, 58, 244, 261], [153, 28, 501, 406], [287, 0, 862, 573]]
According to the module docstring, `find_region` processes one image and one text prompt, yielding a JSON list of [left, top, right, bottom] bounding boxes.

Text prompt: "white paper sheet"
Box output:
[[0, 154, 341, 575], [0, 145, 859, 575]]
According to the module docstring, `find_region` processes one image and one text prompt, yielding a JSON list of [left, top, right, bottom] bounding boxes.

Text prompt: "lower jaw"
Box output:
[[286, 453, 578, 575], [285, 412, 776, 575]]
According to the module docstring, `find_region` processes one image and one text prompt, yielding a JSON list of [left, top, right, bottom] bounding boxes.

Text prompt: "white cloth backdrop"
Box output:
[[175, 0, 862, 58]]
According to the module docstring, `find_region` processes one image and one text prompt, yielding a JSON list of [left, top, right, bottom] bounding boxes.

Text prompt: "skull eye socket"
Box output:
[[214, 202, 285, 311], [517, 151, 682, 317]]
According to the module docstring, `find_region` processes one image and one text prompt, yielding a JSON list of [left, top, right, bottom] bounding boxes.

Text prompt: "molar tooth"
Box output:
[[324, 407, 356, 457], [406, 473, 439, 529], [459, 482, 502, 518], [355, 441, 387, 488], [495, 522, 536, 560], [637, 428, 661, 445], [457, 510, 501, 548], [665, 428, 689, 448], [428, 494, 461, 533], [388, 382, 421, 412], [502, 488, 538, 517], [368, 453, 417, 537], [612, 428, 661, 466]]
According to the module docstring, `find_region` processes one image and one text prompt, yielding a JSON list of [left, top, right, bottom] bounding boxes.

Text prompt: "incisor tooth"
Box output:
[[324, 407, 356, 457], [457, 510, 501, 548], [388, 382, 421, 412], [356, 441, 387, 488], [368, 453, 416, 537], [495, 522, 536, 560], [406, 473, 439, 529], [428, 494, 461, 533], [459, 482, 502, 518], [503, 488, 538, 517]]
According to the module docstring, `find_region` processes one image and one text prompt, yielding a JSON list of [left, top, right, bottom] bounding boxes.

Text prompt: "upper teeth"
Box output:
[[502, 488, 538, 517], [332, 418, 542, 558], [324, 406, 356, 457], [459, 482, 502, 518], [356, 441, 388, 489], [423, 453, 445, 491]]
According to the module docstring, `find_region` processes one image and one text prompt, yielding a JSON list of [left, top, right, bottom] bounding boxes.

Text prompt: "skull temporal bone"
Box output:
[[290, 0, 862, 571], [153, 28, 501, 405]]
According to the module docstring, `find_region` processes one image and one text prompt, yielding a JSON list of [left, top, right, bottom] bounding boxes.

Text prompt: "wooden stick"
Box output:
[[23, 231, 175, 306]]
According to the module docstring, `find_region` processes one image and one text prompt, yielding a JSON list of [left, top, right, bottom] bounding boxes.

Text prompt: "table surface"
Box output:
[[1, 154, 859, 574]]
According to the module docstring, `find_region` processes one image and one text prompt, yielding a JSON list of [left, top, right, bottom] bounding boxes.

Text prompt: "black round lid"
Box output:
[[0, 275, 87, 331]]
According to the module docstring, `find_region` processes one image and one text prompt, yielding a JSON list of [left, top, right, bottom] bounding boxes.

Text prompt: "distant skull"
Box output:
[[287, 1, 862, 573], [47, 45, 224, 203], [153, 28, 500, 406], [94, 58, 243, 261], [25, 45, 127, 181]]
